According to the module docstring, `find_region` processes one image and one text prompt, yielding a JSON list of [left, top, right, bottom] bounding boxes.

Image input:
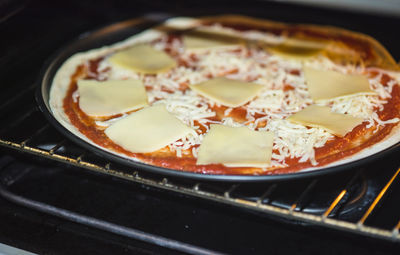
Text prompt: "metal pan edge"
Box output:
[[35, 14, 400, 182]]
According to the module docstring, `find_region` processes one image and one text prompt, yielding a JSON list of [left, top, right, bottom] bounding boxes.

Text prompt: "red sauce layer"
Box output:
[[63, 36, 400, 175]]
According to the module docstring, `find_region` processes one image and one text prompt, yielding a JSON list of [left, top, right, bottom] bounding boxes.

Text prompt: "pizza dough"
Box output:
[[49, 15, 400, 175]]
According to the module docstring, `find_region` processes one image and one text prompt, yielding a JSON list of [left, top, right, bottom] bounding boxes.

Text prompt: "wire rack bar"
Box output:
[[358, 167, 400, 225], [393, 221, 400, 235], [290, 179, 317, 212], [257, 183, 277, 205], [49, 140, 66, 154], [323, 170, 361, 218], [1, 138, 399, 242], [0, 183, 222, 255], [224, 184, 239, 198]]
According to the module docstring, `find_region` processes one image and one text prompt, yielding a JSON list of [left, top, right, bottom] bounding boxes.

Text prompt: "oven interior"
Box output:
[[1, 0, 400, 254]]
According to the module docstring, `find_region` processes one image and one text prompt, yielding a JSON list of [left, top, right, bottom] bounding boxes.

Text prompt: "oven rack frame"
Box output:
[[0, 97, 399, 245]]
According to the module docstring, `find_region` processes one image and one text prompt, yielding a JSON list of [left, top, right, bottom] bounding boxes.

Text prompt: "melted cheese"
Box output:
[[268, 38, 327, 60], [77, 79, 147, 117], [183, 31, 240, 50], [287, 105, 364, 137], [190, 77, 264, 107], [109, 44, 176, 74], [197, 124, 274, 167], [104, 104, 194, 153], [96, 30, 398, 166], [304, 67, 375, 102]]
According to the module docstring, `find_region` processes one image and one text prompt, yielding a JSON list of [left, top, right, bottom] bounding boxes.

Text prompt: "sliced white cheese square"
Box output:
[[287, 105, 364, 137], [196, 124, 274, 167], [104, 104, 194, 153], [109, 44, 176, 74], [183, 31, 241, 50], [189, 77, 263, 107], [77, 79, 148, 117], [304, 67, 376, 102]]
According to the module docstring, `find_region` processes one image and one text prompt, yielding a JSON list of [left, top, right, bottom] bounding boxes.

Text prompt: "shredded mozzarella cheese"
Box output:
[[92, 27, 400, 167]]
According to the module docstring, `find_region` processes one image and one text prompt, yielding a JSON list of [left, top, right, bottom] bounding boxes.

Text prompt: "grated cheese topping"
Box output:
[[86, 25, 400, 168]]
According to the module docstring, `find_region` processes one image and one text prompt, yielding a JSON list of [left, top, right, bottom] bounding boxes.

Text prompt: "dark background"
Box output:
[[1, 0, 400, 254]]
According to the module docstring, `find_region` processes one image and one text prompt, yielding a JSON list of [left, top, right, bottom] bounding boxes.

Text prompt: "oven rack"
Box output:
[[0, 85, 400, 245]]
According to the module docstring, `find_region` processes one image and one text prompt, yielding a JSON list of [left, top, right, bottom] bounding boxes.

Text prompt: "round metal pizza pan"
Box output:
[[36, 16, 400, 182]]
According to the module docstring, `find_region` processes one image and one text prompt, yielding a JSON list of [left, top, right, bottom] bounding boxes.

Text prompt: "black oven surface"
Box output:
[[1, 153, 400, 255], [1, 0, 400, 254]]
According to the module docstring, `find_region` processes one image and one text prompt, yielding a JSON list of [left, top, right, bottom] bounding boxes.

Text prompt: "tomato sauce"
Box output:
[[63, 33, 400, 175]]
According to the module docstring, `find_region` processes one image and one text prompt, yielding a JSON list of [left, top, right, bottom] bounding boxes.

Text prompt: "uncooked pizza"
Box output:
[[49, 15, 400, 175]]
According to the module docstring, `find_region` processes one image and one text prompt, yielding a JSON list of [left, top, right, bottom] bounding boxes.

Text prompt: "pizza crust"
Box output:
[[49, 15, 400, 175], [304, 123, 400, 172], [194, 15, 399, 71]]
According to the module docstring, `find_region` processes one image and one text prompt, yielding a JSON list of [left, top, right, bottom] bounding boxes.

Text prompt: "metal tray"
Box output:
[[36, 14, 400, 182]]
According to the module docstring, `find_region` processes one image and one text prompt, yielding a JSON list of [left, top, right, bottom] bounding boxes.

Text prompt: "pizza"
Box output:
[[49, 15, 400, 175]]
